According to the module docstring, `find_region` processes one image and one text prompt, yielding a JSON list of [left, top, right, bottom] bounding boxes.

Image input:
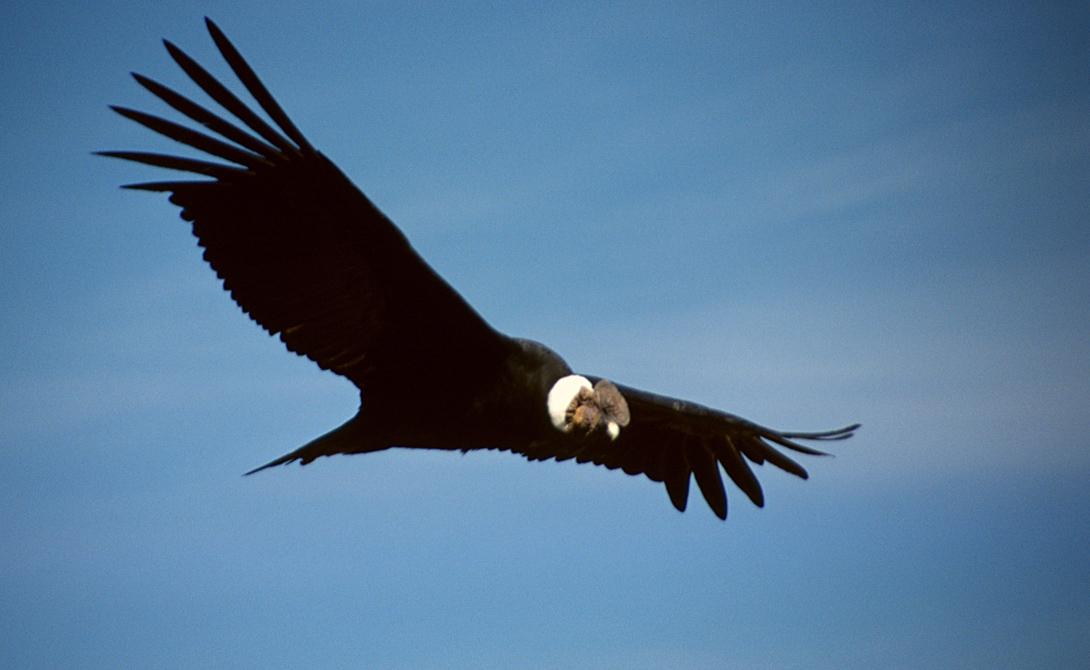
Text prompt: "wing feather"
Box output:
[[203, 17, 314, 153], [96, 151, 246, 180], [661, 441, 692, 513], [716, 435, 764, 508], [685, 437, 727, 520]]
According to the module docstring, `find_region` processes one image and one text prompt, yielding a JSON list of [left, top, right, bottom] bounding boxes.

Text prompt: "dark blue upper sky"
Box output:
[[2, 2, 1088, 668]]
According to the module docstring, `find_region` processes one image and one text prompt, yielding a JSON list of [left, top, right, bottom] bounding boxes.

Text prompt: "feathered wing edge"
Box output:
[[671, 420, 859, 520], [97, 17, 307, 188], [523, 382, 859, 520]]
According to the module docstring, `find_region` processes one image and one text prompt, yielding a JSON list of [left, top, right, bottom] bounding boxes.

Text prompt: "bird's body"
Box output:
[[267, 337, 576, 467], [103, 19, 858, 519]]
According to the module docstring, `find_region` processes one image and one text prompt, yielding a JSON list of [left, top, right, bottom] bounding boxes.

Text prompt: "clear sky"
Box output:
[[2, 1, 1088, 668]]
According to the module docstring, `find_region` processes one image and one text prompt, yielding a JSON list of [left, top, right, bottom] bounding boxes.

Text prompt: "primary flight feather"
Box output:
[[102, 18, 858, 520]]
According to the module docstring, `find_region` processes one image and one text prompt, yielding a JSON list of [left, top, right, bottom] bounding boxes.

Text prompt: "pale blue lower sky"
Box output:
[[1, 1, 1088, 668]]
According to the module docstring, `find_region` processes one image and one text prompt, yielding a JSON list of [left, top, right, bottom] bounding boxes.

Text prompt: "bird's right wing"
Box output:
[[520, 383, 858, 519], [100, 19, 509, 392]]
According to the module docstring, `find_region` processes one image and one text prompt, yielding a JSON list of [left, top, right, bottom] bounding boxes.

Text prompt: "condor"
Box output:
[[101, 19, 858, 520]]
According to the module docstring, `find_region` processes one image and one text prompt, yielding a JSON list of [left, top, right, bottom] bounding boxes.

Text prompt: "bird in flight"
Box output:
[[101, 18, 858, 520]]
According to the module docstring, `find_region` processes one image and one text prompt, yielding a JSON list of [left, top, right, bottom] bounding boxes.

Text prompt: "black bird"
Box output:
[[101, 19, 859, 520]]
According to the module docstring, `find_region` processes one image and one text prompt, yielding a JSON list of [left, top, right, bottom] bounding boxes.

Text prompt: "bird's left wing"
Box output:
[[99, 19, 508, 393], [520, 383, 858, 519]]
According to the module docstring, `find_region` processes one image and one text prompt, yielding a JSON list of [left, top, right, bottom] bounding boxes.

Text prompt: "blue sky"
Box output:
[[2, 1, 1088, 668]]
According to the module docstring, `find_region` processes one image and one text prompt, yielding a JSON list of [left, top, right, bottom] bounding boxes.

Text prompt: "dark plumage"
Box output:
[[102, 19, 859, 520]]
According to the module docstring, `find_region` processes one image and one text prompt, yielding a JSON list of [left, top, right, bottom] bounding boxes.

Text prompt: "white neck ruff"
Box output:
[[546, 374, 592, 432]]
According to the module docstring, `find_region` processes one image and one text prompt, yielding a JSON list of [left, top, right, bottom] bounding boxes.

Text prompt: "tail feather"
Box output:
[[244, 415, 378, 475]]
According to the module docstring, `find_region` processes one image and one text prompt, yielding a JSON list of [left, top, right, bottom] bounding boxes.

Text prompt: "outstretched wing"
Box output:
[[520, 383, 858, 519], [100, 18, 507, 392]]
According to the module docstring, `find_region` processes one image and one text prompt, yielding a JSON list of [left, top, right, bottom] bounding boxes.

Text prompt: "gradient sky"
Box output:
[[2, 2, 1088, 668]]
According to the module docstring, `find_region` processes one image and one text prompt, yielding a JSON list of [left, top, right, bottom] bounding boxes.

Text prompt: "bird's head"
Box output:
[[547, 375, 631, 439]]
